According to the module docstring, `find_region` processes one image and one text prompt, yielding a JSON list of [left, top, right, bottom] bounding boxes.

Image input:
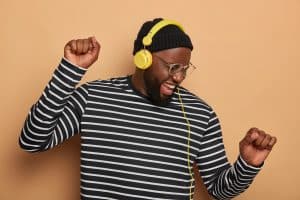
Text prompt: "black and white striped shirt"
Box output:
[[19, 58, 261, 200]]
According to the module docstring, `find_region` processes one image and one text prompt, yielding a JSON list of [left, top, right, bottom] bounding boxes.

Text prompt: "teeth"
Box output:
[[165, 83, 175, 89]]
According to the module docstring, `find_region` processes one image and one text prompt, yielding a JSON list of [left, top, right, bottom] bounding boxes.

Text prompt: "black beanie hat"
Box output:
[[133, 18, 193, 55]]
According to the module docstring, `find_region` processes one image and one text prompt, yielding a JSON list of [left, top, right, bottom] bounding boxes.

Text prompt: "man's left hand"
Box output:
[[239, 127, 277, 167]]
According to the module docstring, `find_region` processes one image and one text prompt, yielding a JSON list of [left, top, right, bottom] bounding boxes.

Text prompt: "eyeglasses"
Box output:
[[153, 54, 196, 77]]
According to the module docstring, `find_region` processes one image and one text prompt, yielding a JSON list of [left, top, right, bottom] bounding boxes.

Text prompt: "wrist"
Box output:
[[239, 154, 264, 168], [62, 57, 88, 71]]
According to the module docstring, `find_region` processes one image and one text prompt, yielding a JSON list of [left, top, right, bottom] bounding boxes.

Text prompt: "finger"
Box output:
[[266, 137, 277, 150], [66, 40, 77, 53], [82, 39, 90, 54], [64, 41, 71, 52], [76, 39, 84, 54], [254, 130, 265, 146], [244, 127, 259, 144], [87, 37, 94, 53], [259, 134, 272, 149]]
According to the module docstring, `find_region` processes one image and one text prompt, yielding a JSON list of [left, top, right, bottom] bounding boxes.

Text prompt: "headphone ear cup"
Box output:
[[134, 49, 152, 70]]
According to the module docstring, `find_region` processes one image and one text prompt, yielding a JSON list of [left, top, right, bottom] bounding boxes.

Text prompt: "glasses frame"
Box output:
[[153, 54, 196, 77]]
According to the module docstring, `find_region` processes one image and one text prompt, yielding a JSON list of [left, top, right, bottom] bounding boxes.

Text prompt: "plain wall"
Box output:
[[1, 0, 299, 199]]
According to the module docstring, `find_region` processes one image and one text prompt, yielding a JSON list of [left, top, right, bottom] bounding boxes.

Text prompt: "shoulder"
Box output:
[[75, 76, 132, 99], [175, 86, 219, 122], [82, 76, 130, 90], [87, 76, 129, 86], [177, 86, 213, 111]]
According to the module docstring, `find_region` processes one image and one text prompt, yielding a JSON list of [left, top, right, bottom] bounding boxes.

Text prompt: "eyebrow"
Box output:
[[154, 55, 187, 65]]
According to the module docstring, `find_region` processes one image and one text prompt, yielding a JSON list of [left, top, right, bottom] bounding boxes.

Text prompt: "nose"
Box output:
[[171, 71, 186, 84]]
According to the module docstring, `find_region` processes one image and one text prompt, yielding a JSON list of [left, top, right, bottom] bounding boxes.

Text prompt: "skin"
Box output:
[[131, 47, 191, 106], [64, 36, 277, 167]]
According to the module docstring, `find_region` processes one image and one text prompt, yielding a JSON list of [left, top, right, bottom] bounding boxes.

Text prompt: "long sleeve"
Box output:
[[19, 58, 88, 152], [196, 110, 261, 199]]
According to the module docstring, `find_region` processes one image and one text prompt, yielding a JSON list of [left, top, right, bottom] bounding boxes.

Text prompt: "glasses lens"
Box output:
[[154, 55, 196, 77], [169, 64, 182, 74], [169, 63, 195, 77]]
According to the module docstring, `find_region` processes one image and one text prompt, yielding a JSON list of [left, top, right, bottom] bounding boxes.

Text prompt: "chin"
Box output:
[[143, 76, 172, 106]]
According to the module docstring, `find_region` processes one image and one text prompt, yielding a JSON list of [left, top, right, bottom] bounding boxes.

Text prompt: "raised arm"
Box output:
[[19, 37, 100, 152]]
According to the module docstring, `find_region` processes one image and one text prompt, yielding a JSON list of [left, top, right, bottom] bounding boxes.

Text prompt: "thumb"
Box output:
[[241, 127, 260, 145]]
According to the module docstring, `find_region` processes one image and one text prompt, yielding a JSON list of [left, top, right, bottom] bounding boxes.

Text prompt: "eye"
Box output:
[[170, 63, 182, 73]]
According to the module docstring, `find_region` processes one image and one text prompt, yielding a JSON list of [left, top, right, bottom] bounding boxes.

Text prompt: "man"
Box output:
[[19, 18, 277, 199]]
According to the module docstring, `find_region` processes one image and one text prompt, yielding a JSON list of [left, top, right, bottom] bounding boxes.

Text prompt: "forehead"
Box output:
[[152, 47, 191, 63]]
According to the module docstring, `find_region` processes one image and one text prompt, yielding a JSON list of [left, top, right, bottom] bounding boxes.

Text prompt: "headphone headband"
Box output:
[[142, 19, 185, 46], [133, 19, 187, 70]]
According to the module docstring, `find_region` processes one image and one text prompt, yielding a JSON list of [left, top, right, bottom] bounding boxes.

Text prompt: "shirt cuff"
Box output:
[[238, 155, 263, 172], [62, 57, 88, 72]]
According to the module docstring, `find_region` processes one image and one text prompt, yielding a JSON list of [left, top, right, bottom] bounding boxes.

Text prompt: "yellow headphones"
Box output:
[[133, 19, 185, 70]]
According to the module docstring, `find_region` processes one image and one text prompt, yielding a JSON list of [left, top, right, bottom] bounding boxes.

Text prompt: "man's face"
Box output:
[[143, 47, 191, 106]]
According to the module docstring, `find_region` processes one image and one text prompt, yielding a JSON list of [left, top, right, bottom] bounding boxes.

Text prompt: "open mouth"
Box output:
[[160, 82, 176, 96]]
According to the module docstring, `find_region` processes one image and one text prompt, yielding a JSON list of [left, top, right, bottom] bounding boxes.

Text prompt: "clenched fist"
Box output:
[[64, 37, 100, 68], [239, 127, 277, 167]]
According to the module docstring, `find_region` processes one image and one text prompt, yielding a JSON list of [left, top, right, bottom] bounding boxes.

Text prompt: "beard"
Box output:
[[143, 73, 173, 106]]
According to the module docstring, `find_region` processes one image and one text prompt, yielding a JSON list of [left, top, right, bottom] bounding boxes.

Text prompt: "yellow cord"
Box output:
[[177, 88, 194, 200]]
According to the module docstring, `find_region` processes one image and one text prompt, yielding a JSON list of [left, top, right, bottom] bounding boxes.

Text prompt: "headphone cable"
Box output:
[[177, 88, 194, 200]]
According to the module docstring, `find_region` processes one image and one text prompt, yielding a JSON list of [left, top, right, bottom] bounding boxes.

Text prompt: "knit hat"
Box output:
[[133, 18, 193, 55]]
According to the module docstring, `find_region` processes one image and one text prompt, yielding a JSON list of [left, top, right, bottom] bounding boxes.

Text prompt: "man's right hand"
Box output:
[[64, 37, 101, 69]]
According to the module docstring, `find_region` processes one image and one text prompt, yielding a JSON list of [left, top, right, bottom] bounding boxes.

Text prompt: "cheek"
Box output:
[[147, 66, 169, 83]]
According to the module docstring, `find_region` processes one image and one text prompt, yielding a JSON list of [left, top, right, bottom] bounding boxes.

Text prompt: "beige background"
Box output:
[[1, 0, 299, 199]]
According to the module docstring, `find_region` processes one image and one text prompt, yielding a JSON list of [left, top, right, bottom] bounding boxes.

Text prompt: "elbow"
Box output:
[[18, 135, 42, 153]]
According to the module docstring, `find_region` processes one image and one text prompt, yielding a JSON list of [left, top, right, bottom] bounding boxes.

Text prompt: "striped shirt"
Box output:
[[19, 58, 261, 200]]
